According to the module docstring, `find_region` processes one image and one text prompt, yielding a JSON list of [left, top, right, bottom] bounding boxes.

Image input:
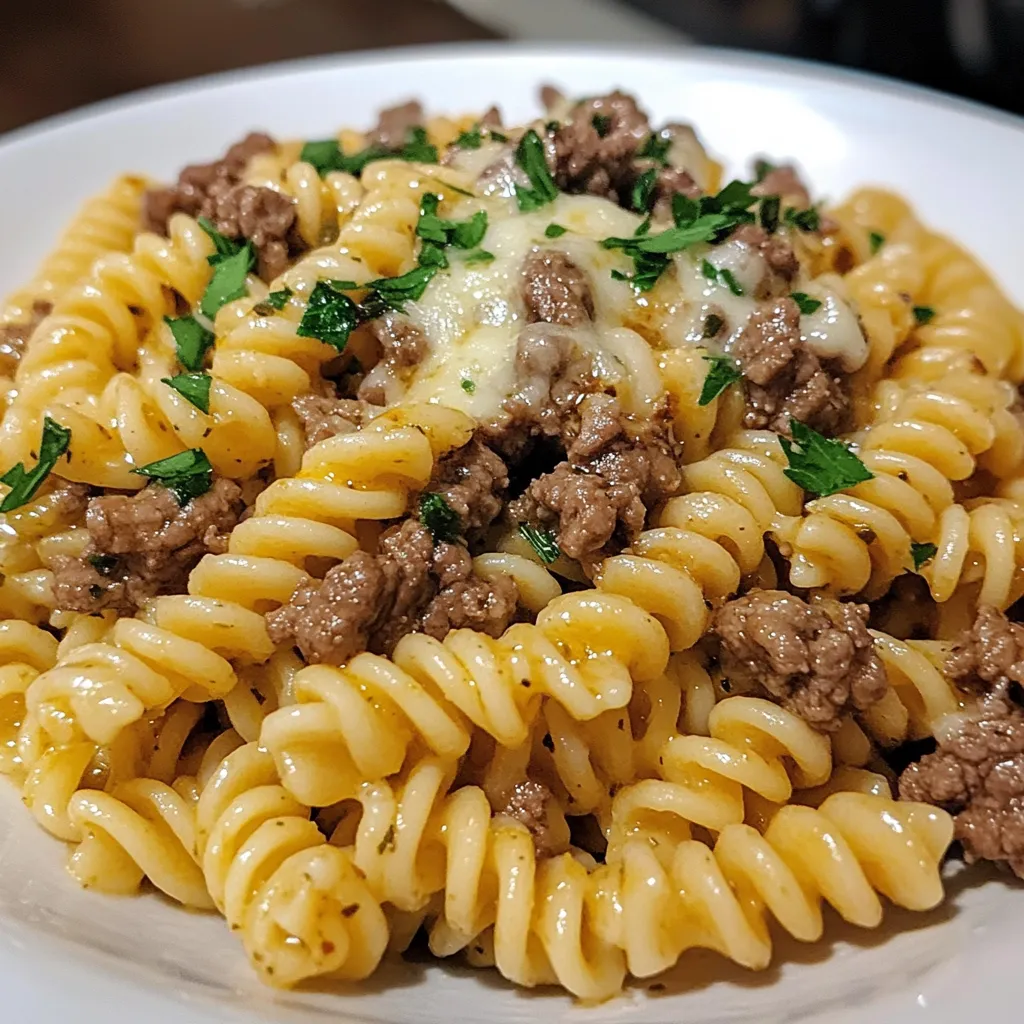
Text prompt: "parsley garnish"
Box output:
[[416, 193, 488, 269], [132, 448, 212, 506], [754, 158, 776, 182], [779, 420, 874, 496], [301, 139, 390, 177], [514, 129, 559, 212], [88, 554, 118, 576], [0, 417, 71, 513], [400, 126, 439, 164], [702, 313, 724, 339], [364, 265, 437, 313], [631, 168, 658, 213], [698, 355, 742, 406], [638, 133, 671, 166], [545, 223, 568, 239], [419, 492, 461, 543], [461, 377, 476, 393], [162, 372, 213, 414], [164, 315, 214, 372], [784, 206, 821, 232], [913, 305, 936, 325], [592, 114, 612, 138], [760, 195, 780, 234], [463, 249, 495, 265], [791, 292, 823, 316], [456, 125, 482, 149], [489, 129, 508, 143], [200, 242, 254, 318], [265, 288, 292, 310], [198, 218, 244, 261], [519, 523, 561, 564], [869, 231, 886, 255], [297, 280, 361, 350], [701, 260, 743, 296], [911, 542, 937, 571]]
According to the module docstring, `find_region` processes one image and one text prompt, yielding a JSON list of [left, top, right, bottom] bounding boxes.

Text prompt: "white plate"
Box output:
[[1, 43, 1022, 1024]]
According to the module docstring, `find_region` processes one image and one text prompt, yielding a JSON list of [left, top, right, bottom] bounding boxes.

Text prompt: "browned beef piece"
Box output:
[[357, 314, 430, 405], [368, 101, 425, 150], [731, 224, 800, 298], [946, 605, 1024, 692], [550, 91, 651, 200], [752, 164, 812, 208], [204, 183, 297, 281], [428, 438, 509, 534], [0, 300, 51, 375], [143, 132, 276, 234], [266, 519, 518, 665], [733, 297, 850, 437], [291, 394, 373, 449], [51, 479, 243, 616], [521, 250, 594, 327], [48, 479, 90, 520], [509, 394, 680, 571], [901, 683, 1024, 877], [712, 589, 887, 733], [500, 779, 570, 857]]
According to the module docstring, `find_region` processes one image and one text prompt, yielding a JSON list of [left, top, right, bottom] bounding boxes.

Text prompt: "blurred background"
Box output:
[[2, 0, 1021, 136]]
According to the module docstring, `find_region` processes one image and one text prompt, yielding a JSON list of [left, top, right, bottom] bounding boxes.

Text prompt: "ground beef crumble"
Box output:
[[521, 250, 594, 327], [733, 297, 850, 437], [899, 607, 1024, 877], [51, 479, 243, 615], [357, 314, 430, 406], [500, 779, 570, 857], [0, 300, 51, 376], [712, 589, 887, 733], [291, 394, 375, 449]]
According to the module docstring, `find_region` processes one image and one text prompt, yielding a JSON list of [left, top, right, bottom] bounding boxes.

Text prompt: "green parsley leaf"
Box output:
[[164, 315, 214, 372], [419, 492, 461, 543], [265, 288, 293, 310], [545, 223, 568, 239], [754, 158, 776, 182], [592, 114, 612, 138], [455, 125, 482, 149], [638, 133, 671, 167], [461, 377, 476, 393], [702, 313, 725, 339], [630, 168, 658, 213], [462, 249, 495, 265], [297, 280, 361, 350], [197, 217, 245, 262], [760, 195, 781, 234], [162, 372, 213, 414], [604, 213, 732, 257], [132, 448, 213, 506], [399, 126, 438, 164], [698, 355, 742, 406], [913, 305, 936, 325], [365, 265, 438, 312], [791, 292, 823, 316], [0, 417, 72, 513], [200, 242, 254, 318], [671, 193, 699, 227], [518, 523, 561, 564], [489, 129, 508, 143], [780, 420, 874, 497], [514, 129, 559, 212], [301, 138, 390, 177], [911, 542, 938, 571], [88, 553, 118, 576], [869, 230, 886, 255], [416, 193, 489, 268], [784, 206, 821, 232]]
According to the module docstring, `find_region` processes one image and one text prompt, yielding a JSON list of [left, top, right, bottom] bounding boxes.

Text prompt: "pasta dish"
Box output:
[[0, 86, 1020, 1000]]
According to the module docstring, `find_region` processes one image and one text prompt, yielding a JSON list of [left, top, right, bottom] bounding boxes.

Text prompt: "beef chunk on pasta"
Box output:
[[521, 250, 595, 328], [291, 394, 375, 450], [0, 300, 51, 375]]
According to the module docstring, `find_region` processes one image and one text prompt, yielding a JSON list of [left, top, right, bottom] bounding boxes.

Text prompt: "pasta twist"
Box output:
[[196, 741, 388, 987], [261, 590, 670, 807]]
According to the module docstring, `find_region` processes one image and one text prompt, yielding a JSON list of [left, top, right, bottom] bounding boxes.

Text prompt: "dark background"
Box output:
[[1, 0, 1020, 137]]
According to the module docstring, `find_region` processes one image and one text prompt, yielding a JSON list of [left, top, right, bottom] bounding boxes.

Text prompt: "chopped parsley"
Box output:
[[401, 126, 439, 164], [698, 355, 742, 406], [132, 448, 213, 506], [462, 249, 495, 265], [419, 492, 461, 543], [514, 129, 559, 212], [913, 305, 936, 325], [519, 523, 561, 564], [702, 313, 724, 339], [164, 315, 214, 372], [88, 553, 118, 576], [264, 288, 293, 310], [760, 195, 781, 234], [592, 114, 612, 138], [300, 125, 437, 179], [630, 168, 658, 213], [364, 265, 437, 313], [297, 280, 361, 350], [200, 241, 254, 318], [455, 125, 482, 149], [489, 129, 508, 143], [198, 218, 245, 261], [0, 417, 71, 513], [416, 193, 488, 269], [376, 823, 396, 855], [162, 372, 213, 414], [784, 205, 821, 232], [545, 223, 568, 239], [780, 420, 874, 497], [701, 260, 744, 296], [754, 158, 776, 182], [791, 292, 823, 316], [869, 230, 886, 255], [911, 542, 938, 571], [637, 133, 671, 166], [460, 377, 476, 394]]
